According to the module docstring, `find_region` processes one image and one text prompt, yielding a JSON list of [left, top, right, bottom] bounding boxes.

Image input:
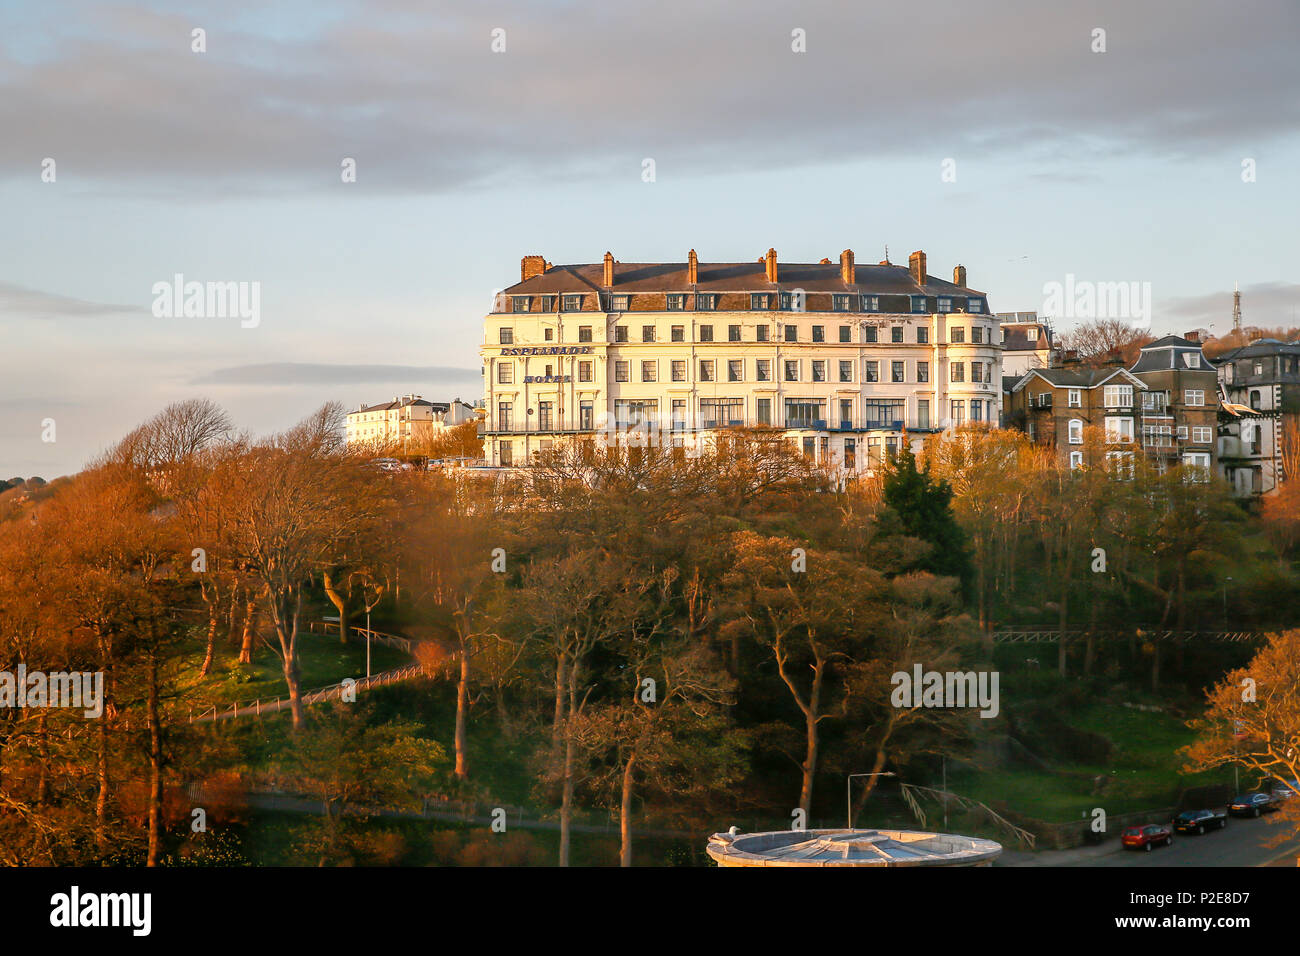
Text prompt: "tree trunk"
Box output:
[[620, 751, 636, 867], [799, 664, 824, 818], [238, 597, 257, 665], [35, 713, 48, 805], [551, 652, 567, 757], [454, 638, 470, 779], [95, 714, 109, 861], [323, 571, 351, 644], [199, 608, 218, 678]]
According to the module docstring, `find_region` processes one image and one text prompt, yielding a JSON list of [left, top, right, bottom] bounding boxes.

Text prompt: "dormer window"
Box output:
[[666, 294, 687, 311], [1027, 327, 1039, 342], [539, 295, 556, 312], [864, 295, 880, 311], [832, 294, 854, 312], [968, 298, 983, 313], [609, 294, 630, 311], [938, 297, 953, 313], [911, 295, 927, 313], [1184, 352, 1201, 368], [751, 293, 774, 310], [562, 294, 583, 311], [512, 297, 531, 313], [695, 294, 717, 311]]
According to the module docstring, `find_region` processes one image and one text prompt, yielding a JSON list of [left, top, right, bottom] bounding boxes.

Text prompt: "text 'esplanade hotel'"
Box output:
[[481, 248, 1001, 469]]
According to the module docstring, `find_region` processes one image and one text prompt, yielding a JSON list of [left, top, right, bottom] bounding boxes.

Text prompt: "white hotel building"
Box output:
[[481, 248, 1001, 471]]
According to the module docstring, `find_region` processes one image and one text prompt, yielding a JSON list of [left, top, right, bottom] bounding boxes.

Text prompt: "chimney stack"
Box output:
[[954, 264, 967, 287], [765, 247, 778, 283], [1183, 330, 1201, 343], [603, 251, 615, 288], [840, 249, 855, 285], [909, 250, 927, 287], [687, 249, 698, 285], [521, 255, 546, 282]]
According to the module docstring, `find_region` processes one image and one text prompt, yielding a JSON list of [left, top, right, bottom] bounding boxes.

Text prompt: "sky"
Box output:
[[2, 0, 1299, 478]]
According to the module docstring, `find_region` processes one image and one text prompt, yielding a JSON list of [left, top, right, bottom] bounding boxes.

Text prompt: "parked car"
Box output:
[[1229, 792, 1278, 817], [1173, 808, 1228, 834], [1270, 779, 1300, 802], [1121, 823, 1173, 851]]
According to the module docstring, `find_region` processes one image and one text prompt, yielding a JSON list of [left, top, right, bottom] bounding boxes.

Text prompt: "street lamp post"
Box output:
[[847, 772, 896, 830]]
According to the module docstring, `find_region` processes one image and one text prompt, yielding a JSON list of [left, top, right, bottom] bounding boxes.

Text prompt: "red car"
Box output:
[[1121, 823, 1174, 851]]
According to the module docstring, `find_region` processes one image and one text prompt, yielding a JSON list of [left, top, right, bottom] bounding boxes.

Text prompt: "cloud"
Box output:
[[3, 0, 1298, 195], [1163, 281, 1300, 328], [192, 362, 481, 386], [0, 281, 143, 318]]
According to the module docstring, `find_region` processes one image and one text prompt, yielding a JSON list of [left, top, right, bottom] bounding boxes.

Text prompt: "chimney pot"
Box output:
[[603, 251, 615, 288], [521, 255, 546, 282], [954, 264, 967, 287], [840, 249, 855, 285], [765, 248, 778, 283], [909, 250, 927, 287]]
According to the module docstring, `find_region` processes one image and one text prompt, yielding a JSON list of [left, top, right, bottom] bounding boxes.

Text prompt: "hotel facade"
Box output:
[[481, 249, 1001, 472]]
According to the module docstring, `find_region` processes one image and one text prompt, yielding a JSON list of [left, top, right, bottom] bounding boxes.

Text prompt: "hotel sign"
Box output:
[[500, 346, 593, 356]]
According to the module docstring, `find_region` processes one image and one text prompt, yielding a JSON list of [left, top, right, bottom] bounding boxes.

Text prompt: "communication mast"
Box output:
[[1232, 282, 1242, 336]]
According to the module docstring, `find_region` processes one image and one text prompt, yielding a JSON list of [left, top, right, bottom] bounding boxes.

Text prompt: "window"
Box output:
[[671, 359, 686, 382], [864, 326, 878, 343], [1068, 419, 1083, 444], [699, 360, 715, 382], [864, 399, 905, 428], [539, 295, 556, 312], [950, 327, 965, 343], [641, 360, 657, 382], [1193, 426, 1212, 444], [578, 361, 593, 382], [751, 293, 773, 310], [512, 297, 530, 313], [971, 326, 983, 344], [498, 363, 514, 384], [497, 402, 513, 431], [968, 298, 983, 313], [832, 294, 853, 312], [1177, 425, 1189, 440], [615, 399, 658, 430], [892, 361, 905, 383], [756, 325, 769, 342], [615, 326, 629, 343], [917, 326, 929, 344], [1027, 327, 1039, 342], [700, 398, 742, 428], [562, 294, 583, 311], [839, 360, 853, 383], [950, 400, 966, 426], [1105, 417, 1134, 443], [892, 326, 904, 343], [917, 399, 930, 429], [839, 399, 853, 428], [1068, 389, 1082, 408], [499, 328, 514, 344], [1184, 352, 1201, 368], [844, 438, 856, 469], [699, 324, 714, 343], [779, 291, 802, 311], [951, 362, 965, 383], [671, 399, 686, 430], [615, 360, 629, 382], [812, 360, 826, 383], [839, 325, 851, 343], [728, 359, 743, 383], [971, 399, 983, 422], [785, 399, 825, 428], [756, 359, 771, 382], [917, 361, 929, 383], [1184, 389, 1204, 406], [609, 294, 630, 311], [803, 437, 816, 458], [1107, 451, 1135, 479], [671, 325, 685, 342], [1104, 384, 1134, 407], [666, 294, 686, 311], [1070, 451, 1083, 470], [784, 360, 799, 381], [865, 360, 879, 382], [729, 324, 741, 342], [1254, 361, 1264, 376], [864, 295, 880, 311], [579, 325, 593, 342], [812, 325, 825, 342], [912, 295, 927, 313], [1143, 391, 1167, 412], [579, 401, 593, 430], [938, 297, 953, 313], [784, 324, 797, 343], [1250, 390, 1262, 410], [641, 325, 655, 342], [537, 401, 553, 431], [756, 398, 772, 426], [543, 327, 554, 341], [498, 441, 512, 466]]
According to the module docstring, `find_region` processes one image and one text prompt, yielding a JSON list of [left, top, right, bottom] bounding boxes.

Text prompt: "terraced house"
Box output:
[[481, 248, 1001, 470]]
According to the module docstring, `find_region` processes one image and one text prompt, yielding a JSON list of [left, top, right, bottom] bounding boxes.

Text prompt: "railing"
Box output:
[[993, 628, 1261, 644]]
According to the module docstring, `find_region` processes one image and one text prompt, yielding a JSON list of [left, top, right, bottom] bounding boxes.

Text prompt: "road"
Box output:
[[1001, 813, 1300, 867]]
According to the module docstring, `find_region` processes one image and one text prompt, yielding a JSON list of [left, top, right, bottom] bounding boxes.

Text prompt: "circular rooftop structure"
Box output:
[[706, 828, 1002, 867]]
